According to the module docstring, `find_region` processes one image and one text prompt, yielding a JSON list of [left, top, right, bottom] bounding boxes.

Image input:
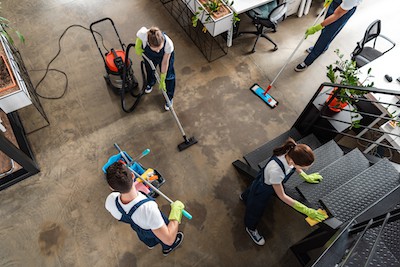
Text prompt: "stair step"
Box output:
[[381, 214, 400, 263], [296, 148, 369, 207], [284, 140, 344, 194], [243, 128, 302, 171], [343, 224, 400, 267], [258, 133, 321, 169], [321, 159, 400, 223]]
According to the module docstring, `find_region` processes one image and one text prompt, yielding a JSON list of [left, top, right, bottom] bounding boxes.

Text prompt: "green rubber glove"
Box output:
[[168, 200, 185, 224], [299, 171, 323, 184], [324, 0, 333, 7], [159, 73, 167, 91], [305, 24, 324, 38], [135, 38, 144, 56], [293, 201, 328, 222]]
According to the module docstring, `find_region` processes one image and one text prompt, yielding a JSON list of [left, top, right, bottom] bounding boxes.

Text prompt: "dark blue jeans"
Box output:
[[242, 177, 275, 231], [304, 0, 357, 66], [144, 52, 175, 101]]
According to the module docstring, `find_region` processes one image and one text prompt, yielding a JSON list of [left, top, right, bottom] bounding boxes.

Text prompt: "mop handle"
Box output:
[[131, 149, 150, 162], [114, 144, 193, 220], [141, 54, 187, 138], [266, 5, 328, 93]]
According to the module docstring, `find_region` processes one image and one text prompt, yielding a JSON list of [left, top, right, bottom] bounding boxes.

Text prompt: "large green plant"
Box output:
[[326, 49, 375, 104], [0, 2, 24, 44], [326, 49, 374, 128]]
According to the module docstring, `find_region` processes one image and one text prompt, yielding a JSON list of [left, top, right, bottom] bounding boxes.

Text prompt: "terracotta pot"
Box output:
[[326, 88, 348, 112], [0, 54, 17, 93], [198, 0, 230, 20]]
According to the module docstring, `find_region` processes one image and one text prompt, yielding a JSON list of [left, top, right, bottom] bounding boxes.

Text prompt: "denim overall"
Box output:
[[144, 33, 175, 101], [243, 156, 295, 230], [304, 0, 357, 66], [115, 197, 171, 250]]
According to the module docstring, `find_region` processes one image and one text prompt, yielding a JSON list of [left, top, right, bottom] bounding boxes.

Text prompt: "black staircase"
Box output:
[[232, 83, 400, 267]]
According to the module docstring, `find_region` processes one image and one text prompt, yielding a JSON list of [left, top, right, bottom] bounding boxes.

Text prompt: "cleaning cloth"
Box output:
[[305, 209, 328, 226]]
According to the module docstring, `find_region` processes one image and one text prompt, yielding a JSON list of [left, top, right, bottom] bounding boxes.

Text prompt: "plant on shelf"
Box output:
[[192, 0, 239, 33], [0, 2, 24, 44], [325, 49, 374, 128], [0, 2, 24, 92]]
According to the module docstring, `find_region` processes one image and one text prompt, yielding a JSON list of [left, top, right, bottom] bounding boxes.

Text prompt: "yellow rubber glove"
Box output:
[[299, 171, 323, 184], [324, 0, 333, 8], [168, 200, 185, 224], [305, 24, 324, 38], [135, 38, 144, 56], [159, 73, 167, 91], [293, 201, 328, 222]]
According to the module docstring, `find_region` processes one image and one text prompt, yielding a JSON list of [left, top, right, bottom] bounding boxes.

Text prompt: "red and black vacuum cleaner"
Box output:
[[90, 18, 197, 151], [90, 17, 146, 113]]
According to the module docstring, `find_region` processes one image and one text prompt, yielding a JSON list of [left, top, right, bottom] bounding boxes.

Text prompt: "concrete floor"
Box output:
[[0, 0, 398, 266]]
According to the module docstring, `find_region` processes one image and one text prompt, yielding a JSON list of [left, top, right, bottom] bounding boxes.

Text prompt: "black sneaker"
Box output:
[[246, 227, 265, 246], [164, 100, 173, 111], [147, 245, 156, 250], [294, 62, 308, 72], [145, 85, 153, 94], [162, 232, 184, 256]]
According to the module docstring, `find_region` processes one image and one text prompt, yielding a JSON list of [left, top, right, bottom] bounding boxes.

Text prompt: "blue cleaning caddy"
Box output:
[[102, 150, 165, 197]]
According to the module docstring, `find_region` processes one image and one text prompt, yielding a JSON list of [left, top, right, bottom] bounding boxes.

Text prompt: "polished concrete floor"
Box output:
[[0, 0, 398, 266]]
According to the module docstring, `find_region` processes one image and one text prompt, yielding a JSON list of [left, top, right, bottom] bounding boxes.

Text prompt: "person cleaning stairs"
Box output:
[[240, 138, 328, 245]]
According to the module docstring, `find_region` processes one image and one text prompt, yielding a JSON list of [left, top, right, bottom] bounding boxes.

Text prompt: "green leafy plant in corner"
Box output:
[[0, 2, 24, 44], [192, 0, 240, 33], [326, 49, 374, 129]]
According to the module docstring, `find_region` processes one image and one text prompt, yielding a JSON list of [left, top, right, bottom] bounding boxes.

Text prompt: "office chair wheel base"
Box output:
[[272, 46, 278, 51]]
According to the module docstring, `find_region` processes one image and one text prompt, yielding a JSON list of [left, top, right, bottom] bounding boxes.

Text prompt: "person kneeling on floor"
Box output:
[[240, 138, 328, 245], [105, 161, 184, 256]]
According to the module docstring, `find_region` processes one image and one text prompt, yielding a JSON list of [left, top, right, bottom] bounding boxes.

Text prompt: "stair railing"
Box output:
[[294, 83, 400, 157]]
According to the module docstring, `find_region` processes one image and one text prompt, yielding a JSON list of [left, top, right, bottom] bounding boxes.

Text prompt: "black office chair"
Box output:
[[238, 1, 287, 53], [351, 19, 396, 68]]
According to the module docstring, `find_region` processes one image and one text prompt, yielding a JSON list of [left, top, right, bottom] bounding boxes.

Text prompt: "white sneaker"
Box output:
[[164, 100, 173, 111], [246, 227, 265, 245], [306, 47, 313, 54], [145, 85, 153, 94]]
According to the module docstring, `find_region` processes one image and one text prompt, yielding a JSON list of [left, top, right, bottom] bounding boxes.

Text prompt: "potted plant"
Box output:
[[0, 54, 16, 92], [326, 49, 374, 113], [0, 2, 24, 45], [191, 0, 239, 36], [1, 2, 24, 92]]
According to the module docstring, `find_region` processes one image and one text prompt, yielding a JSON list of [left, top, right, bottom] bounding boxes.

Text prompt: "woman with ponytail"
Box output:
[[240, 138, 328, 245]]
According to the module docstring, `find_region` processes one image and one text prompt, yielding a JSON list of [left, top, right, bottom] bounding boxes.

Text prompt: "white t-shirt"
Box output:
[[263, 154, 294, 185], [105, 191, 165, 230], [136, 27, 174, 54], [341, 0, 362, 11]]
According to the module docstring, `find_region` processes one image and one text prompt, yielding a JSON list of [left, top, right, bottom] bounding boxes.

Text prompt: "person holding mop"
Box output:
[[295, 0, 362, 72], [105, 161, 184, 255], [240, 138, 328, 245]]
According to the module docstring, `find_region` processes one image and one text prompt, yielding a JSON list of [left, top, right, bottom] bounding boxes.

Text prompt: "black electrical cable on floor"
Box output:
[[32, 24, 108, 99]]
